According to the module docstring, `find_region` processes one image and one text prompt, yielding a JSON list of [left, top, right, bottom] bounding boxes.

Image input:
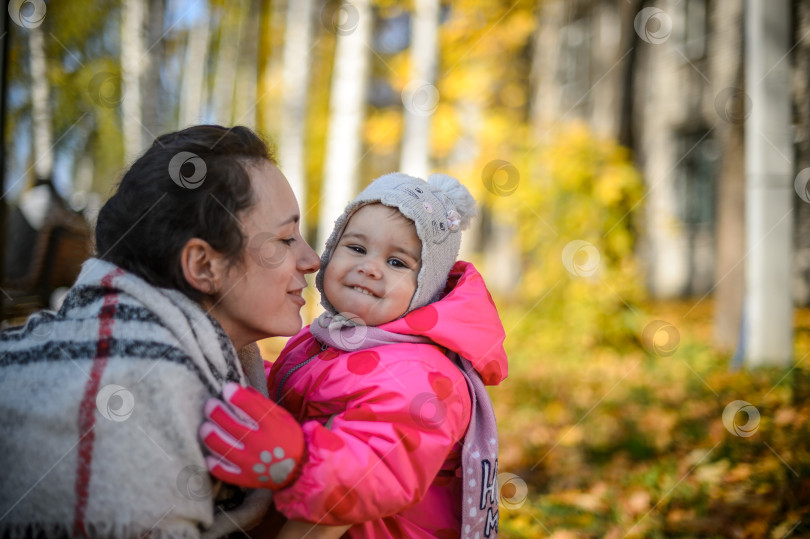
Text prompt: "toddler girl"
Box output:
[[202, 173, 508, 538]]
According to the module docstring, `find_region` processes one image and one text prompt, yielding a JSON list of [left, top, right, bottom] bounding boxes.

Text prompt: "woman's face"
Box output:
[[209, 160, 320, 349]]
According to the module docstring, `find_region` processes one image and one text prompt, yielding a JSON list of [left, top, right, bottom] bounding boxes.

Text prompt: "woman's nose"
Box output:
[[297, 242, 320, 274]]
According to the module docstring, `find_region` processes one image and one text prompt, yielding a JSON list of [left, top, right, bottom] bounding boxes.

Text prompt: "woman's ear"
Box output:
[[181, 238, 226, 296]]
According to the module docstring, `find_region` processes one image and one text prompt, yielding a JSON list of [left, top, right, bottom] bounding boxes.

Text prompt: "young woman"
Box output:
[[0, 125, 320, 538]]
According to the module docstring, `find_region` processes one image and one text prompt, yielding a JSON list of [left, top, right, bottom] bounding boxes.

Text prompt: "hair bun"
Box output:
[[428, 173, 477, 231]]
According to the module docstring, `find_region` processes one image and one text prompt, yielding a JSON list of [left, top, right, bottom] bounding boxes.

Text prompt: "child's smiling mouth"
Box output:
[[349, 285, 380, 298]]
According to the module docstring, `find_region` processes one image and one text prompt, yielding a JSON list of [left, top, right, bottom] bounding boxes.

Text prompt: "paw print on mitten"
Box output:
[[202, 384, 305, 490], [252, 447, 296, 485]]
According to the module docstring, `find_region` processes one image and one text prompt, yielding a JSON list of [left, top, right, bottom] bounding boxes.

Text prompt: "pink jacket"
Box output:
[[267, 261, 507, 538]]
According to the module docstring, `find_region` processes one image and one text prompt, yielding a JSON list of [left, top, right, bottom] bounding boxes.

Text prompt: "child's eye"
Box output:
[[348, 245, 366, 254], [388, 258, 407, 268]]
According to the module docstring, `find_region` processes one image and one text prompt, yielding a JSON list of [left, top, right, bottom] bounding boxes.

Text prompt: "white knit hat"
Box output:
[[317, 172, 477, 316]]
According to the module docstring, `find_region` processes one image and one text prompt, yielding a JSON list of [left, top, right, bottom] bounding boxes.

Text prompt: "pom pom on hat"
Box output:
[[428, 173, 477, 231], [316, 172, 478, 318]]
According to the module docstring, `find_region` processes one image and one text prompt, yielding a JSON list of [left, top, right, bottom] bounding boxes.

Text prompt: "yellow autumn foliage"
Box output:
[[484, 121, 645, 349]]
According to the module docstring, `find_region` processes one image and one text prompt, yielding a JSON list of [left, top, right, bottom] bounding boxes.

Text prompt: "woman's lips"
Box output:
[[287, 289, 305, 306]]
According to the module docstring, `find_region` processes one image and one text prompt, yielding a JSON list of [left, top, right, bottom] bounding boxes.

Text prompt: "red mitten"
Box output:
[[200, 382, 304, 490]]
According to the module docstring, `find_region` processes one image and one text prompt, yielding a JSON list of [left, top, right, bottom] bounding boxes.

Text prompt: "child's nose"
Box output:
[[357, 259, 382, 278]]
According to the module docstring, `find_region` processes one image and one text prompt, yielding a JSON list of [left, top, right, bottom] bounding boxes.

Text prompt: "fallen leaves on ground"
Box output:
[[492, 300, 810, 538]]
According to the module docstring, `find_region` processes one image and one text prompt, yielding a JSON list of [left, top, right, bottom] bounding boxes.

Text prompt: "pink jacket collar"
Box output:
[[382, 261, 507, 386]]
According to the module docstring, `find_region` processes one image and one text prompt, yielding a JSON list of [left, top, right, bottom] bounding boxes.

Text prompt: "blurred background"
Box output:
[[2, 0, 809, 536]]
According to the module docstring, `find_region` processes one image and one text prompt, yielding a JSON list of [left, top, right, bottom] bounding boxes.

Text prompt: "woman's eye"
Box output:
[[282, 238, 295, 245]]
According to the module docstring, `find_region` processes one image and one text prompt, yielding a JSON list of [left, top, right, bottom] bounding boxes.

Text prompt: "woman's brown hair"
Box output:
[[95, 125, 275, 301]]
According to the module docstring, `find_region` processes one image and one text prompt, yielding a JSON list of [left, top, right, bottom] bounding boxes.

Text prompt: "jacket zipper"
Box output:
[[275, 342, 327, 404]]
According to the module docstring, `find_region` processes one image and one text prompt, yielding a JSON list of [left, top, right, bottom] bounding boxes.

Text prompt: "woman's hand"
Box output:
[[200, 382, 304, 490]]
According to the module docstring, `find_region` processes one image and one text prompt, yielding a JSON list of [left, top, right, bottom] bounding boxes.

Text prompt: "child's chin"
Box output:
[[333, 307, 375, 327]]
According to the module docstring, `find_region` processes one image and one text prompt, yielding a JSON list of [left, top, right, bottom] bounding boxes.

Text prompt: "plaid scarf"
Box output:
[[0, 258, 272, 538]]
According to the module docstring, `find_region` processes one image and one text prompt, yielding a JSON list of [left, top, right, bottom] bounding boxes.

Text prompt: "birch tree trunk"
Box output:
[[742, 0, 793, 366], [399, 0, 439, 179], [529, 0, 565, 140], [142, 0, 165, 137], [317, 0, 373, 250], [256, 0, 273, 135], [178, 17, 212, 127], [211, 3, 241, 125], [710, 0, 745, 351], [279, 0, 315, 221], [448, 100, 481, 259], [29, 26, 53, 181], [121, 0, 146, 162], [233, 1, 258, 128]]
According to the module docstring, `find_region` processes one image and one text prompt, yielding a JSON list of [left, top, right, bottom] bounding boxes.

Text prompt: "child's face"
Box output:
[[323, 204, 421, 326]]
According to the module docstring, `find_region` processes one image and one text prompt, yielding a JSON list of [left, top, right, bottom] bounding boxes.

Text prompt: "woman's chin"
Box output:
[[283, 312, 305, 335]]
